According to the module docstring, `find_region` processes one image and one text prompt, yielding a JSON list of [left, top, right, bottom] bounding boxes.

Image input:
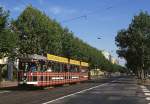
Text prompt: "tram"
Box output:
[[17, 54, 89, 87]]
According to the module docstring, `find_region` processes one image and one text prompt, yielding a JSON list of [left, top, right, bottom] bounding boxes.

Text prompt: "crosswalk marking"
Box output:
[[146, 97, 150, 100], [141, 85, 150, 104], [145, 93, 150, 96], [143, 90, 150, 93], [141, 86, 146, 89]]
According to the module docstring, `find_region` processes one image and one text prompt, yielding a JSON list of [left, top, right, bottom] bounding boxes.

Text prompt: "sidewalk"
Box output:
[[0, 81, 18, 88]]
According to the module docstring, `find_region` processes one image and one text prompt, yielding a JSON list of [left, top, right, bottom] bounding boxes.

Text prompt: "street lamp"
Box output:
[[96, 37, 102, 79]]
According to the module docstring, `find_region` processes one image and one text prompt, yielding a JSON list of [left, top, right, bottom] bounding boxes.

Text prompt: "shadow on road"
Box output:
[[0, 76, 130, 91], [0, 86, 44, 91]]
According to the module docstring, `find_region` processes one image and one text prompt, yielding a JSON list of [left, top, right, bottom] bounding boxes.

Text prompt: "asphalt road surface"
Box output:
[[0, 76, 148, 104]]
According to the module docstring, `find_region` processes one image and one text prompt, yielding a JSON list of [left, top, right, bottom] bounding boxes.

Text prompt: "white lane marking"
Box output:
[[0, 91, 11, 94], [141, 87, 150, 93], [144, 93, 150, 96], [146, 97, 150, 100], [140, 85, 144, 88], [143, 90, 150, 93], [142, 88, 149, 91], [111, 80, 116, 82], [142, 88, 149, 92], [142, 88, 148, 90], [42, 80, 117, 104], [141, 85, 150, 103], [42, 83, 108, 104]]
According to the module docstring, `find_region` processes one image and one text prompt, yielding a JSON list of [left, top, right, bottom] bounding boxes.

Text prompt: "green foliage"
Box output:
[[0, 7, 9, 31], [0, 6, 18, 82], [115, 11, 150, 78], [0, 7, 18, 59], [0, 29, 18, 58]]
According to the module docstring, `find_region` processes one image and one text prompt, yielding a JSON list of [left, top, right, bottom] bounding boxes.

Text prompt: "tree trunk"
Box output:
[[141, 68, 145, 80], [144, 70, 148, 79], [137, 70, 141, 79], [0, 65, 3, 87]]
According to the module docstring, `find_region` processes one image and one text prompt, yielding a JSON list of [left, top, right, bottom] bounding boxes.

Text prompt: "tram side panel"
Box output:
[[18, 71, 88, 87], [18, 62, 89, 86]]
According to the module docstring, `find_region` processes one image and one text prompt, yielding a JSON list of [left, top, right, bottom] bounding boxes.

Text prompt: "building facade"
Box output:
[[102, 50, 119, 64]]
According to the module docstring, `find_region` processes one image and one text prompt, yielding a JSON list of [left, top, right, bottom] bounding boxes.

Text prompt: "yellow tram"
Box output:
[[18, 54, 89, 87]]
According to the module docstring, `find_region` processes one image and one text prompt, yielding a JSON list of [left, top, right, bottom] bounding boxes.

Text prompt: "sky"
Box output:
[[0, 0, 150, 65]]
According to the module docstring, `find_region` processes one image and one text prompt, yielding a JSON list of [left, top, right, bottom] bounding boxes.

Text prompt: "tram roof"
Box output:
[[47, 54, 68, 64], [47, 54, 89, 66], [19, 54, 47, 61], [81, 62, 89, 67], [69, 59, 80, 66], [19, 54, 89, 66]]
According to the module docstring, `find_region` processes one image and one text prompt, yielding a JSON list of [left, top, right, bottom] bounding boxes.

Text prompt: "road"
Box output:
[[0, 76, 148, 104]]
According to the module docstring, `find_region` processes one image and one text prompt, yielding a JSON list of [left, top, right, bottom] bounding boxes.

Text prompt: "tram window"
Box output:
[[53, 63, 57, 72], [74, 66, 79, 72], [70, 65, 79, 72], [66, 76, 71, 79], [19, 62, 25, 71], [25, 63, 27, 71], [53, 62, 60, 72], [70, 65, 73, 72], [47, 61, 52, 72], [77, 67, 80, 72], [40, 76, 43, 81], [69, 76, 71, 79], [59, 63, 63, 72], [62, 64, 66, 72], [51, 63, 55, 72], [33, 76, 37, 81], [64, 65, 68, 72], [37, 63, 41, 71], [64, 64, 70, 72], [30, 62, 37, 72], [39, 60, 46, 72], [45, 76, 47, 81], [42, 65, 47, 71], [80, 67, 88, 73], [57, 63, 61, 72], [65, 76, 68, 79], [19, 62, 30, 71], [43, 76, 46, 81], [49, 77, 51, 81]]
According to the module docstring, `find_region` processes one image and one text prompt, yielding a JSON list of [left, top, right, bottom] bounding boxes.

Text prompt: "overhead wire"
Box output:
[[61, 5, 114, 23], [17, 0, 118, 23], [18, 0, 28, 6]]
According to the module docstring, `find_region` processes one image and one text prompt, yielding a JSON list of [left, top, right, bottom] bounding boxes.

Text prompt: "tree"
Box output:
[[12, 5, 120, 73], [115, 12, 150, 79], [0, 7, 18, 82], [12, 5, 63, 56]]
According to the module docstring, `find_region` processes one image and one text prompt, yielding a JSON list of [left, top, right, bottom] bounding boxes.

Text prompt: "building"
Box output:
[[90, 69, 104, 79], [111, 57, 119, 64], [102, 50, 111, 61], [0, 57, 8, 64], [102, 50, 119, 65]]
